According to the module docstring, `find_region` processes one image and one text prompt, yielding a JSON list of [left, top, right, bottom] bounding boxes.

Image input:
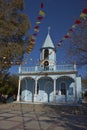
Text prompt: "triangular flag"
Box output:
[[69, 29, 73, 32], [72, 24, 76, 28], [36, 21, 41, 24], [34, 28, 39, 32], [57, 42, 61, 46], [80, 13, 87, 19], [66, 32, 71, 36], [33, 33, 37, 36], [83, 8, 87, 14], [41, 3, 44, 8], [39, 10, 45, 17], [34, 25, 39, 29], [64, 35, 70, 38], [37, 16, 43, 20], [75, 20, 81, 24]]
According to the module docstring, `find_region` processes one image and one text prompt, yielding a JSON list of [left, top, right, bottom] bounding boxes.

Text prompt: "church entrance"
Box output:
[[38, 77, 53, 103], [60, 82, 67, 102]]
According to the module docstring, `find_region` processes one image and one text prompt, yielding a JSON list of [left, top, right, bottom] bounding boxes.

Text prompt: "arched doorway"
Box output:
[[21, 77, 35, 102], [61, 82, 66, 95], [38, 77, 53, 103], [56, 76, 75, 103]]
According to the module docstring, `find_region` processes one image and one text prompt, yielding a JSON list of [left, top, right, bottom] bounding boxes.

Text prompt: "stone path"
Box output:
[[0, 103, 87, 130]]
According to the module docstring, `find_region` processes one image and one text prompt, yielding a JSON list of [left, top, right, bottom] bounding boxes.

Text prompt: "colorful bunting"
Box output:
[[69, 29, 73, 32], [72, 24, 76, 28], [56, 8, 87, 49], [41, 3, 44, 8], [25, 1, 46, 56], [33, 33, 37, 36], [57, 42, 61, 46], [39, 10, 45, 17], [75, 20, 81, 24], [36, 21, 41, 24], [37, 16, 43, 20], [80, 13, 87, 19], [83, 8, 87, 14], [64, 35, 70, 38]]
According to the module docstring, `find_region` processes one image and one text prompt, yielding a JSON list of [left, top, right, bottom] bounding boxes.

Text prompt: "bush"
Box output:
[[84, 91, 87, 98]]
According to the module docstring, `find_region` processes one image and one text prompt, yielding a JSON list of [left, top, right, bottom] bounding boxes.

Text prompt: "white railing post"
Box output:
[[19, 64, 21, 73], [74, 63, 77, 70]]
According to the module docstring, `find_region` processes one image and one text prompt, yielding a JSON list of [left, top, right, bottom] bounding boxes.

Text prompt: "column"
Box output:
[[17, 78, 21, 101], [75, 78, 77, 102], [53, 79, 56, 102]]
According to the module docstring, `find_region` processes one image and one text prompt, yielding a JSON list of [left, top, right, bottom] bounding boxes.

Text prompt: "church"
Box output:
[[17, 30, 82, 104]]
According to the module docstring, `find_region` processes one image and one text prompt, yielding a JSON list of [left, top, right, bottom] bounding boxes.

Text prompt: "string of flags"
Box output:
[[21, 2, 46, 65], [0, 7, 87, 66], [26, 2, 45, 54], [38, 8, 87, 64], [56, 8, 87, 48]]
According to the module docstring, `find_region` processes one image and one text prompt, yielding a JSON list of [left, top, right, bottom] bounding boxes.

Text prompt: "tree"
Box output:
[[0, 0, 30, 73], [82, 78, 87, 89], [68, 16, 87, 66], [0, 73, 18, 95]]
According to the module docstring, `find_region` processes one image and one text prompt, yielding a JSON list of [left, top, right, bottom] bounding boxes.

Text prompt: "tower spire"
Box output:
[[48, 26, 51, 34]]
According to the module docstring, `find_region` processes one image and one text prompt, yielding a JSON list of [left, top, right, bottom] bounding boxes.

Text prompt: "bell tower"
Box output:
[[40, 27, 56, 71]]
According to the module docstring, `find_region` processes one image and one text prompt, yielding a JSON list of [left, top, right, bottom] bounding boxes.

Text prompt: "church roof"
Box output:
[[42, 32, 55, 48]]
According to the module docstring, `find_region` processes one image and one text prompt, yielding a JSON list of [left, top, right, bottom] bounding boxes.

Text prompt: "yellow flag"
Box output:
[[72, 24, 76, 28], [36, 21, 41, 24], [39, 10, 45, 17], [34, 28, 39, 32], [66, 32, 70, 36], [80, 13, 87, 19]]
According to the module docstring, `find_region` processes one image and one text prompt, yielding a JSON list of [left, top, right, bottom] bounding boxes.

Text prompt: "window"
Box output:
[[44, 49, 49, 59], [44, 61, 49, 70], [61, 82, 66, 95]]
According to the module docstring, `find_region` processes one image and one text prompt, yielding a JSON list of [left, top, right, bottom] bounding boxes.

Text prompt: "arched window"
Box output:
[[44, 49, 49, 59], [61, 82, 66, 95]]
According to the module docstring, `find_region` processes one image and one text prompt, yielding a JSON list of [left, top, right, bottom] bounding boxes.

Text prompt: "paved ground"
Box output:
[[0, 103, 87, 130]]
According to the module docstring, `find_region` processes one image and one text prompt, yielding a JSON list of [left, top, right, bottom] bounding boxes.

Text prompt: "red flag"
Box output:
[[33, 33, 37, 36], [41, 3, 44, 8], [75, 20, 81, 24], [31, 39, 35, 42], [69, 29, 73, 32], [34, 25, 39, 29], [37, 16, 43, 20], [83, 8, 87, 14], [64, 35, 70, 38]]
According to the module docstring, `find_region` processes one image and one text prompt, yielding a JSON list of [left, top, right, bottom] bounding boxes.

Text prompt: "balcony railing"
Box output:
[[19, 64, 77, 74]]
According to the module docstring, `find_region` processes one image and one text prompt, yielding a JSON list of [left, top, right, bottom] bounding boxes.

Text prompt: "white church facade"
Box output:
[[17, 31, 82, 104]]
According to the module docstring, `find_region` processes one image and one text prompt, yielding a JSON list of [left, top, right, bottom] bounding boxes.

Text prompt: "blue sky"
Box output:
[[10, 0, 87, 76]]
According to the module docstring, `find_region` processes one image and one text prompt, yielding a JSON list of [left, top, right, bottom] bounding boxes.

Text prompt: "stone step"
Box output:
[[0, 102, 87, 115]]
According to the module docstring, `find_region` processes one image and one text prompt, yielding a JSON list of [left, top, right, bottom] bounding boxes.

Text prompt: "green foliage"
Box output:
[[0, 0, 30, 72], [82, 78, 87, 89], [84, 91, 87, 98], [0, 73, 18, 95]]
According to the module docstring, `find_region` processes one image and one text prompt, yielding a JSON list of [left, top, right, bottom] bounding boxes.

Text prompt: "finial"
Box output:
[[48, 26, 51, 34]]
